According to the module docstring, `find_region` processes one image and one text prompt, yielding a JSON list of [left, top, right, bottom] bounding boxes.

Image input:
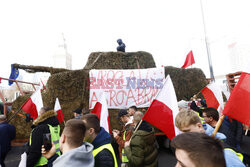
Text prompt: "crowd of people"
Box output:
[[0, 97, 249, 167]]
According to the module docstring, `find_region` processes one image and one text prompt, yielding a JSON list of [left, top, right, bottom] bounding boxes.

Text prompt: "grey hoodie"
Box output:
[[53, 142, 94, 167]]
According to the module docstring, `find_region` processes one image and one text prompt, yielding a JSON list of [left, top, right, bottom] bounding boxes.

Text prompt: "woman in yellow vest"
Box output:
[[27, 107, 61, 167]]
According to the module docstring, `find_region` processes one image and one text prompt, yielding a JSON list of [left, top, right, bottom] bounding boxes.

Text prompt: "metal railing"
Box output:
[[0, 77, 39, 115]]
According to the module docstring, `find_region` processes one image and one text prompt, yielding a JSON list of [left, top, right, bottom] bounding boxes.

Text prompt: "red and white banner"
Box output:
[[142, 75, 180, 140], [201, 82, 224, 116], [92, 92, 110, 133], [54, 98, 64, 123], [21, 90, 43, 119], [89, 68, 165, 109]]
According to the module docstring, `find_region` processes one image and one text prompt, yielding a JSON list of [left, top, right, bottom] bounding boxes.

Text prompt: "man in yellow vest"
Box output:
[[42, 119, 94, 167], [27, 107, 61, 167], [113, 110, 134, 167], [82, 113, 118, 167]]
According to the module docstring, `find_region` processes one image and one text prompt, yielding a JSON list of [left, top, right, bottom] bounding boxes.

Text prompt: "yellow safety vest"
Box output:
[[122, 130, 129, 163], [29, 125, 61, 167], [224, 148, 244, 162], [196, 112, 205, 124], [93, 143, 118, 167]]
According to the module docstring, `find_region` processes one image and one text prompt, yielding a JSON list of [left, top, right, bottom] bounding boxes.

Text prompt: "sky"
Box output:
[[1, 0, 250, 87]]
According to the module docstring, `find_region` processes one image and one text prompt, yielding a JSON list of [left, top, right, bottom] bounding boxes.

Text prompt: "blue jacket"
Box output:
[[0, 122, 16, 153], [204, 123, 245, 167], [92, 127, 115, 167], [203, 123, 226, 140]]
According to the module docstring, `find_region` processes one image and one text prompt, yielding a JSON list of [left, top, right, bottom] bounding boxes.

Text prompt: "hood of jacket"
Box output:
[[33, 110, 59, 127], [132, 121, 155, 144], [203, 123, 226, 140], [117, 39, 123, 45], [136, 121, 152, 132], [92, 127, 112, 149], [53, 142, 94, 167]]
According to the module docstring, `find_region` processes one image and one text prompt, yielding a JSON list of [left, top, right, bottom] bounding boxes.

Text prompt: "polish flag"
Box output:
[[54, 98, 64, 123], [223, 66, 250, 126], [92, 92, 110, 133], [201, 82, 224, 115], [39, 79, 46, 90], [181, 50, 195, 68], [21, 90, 43, 120], [142, 75, 180, 140]]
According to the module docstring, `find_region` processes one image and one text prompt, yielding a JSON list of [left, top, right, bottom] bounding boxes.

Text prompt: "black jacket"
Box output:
[[0, 122, 16, 153], [26, 110, 59, 167], [92, 127, 115, 167], [222, 116, 243, 148]]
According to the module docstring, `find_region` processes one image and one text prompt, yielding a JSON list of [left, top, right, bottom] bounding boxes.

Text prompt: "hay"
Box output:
[[84, 51, 156, 69], [11, 51, 207, 138], [165, 66, 208, 101]]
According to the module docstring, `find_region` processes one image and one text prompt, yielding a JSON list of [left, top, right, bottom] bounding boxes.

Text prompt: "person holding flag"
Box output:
[[26, 107, 61, 167], [124, 111, 158, 167], [175, 109, 245, 167]]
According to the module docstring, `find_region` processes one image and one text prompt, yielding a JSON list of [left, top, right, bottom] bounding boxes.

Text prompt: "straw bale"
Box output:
[[11, 51, 207, 138]]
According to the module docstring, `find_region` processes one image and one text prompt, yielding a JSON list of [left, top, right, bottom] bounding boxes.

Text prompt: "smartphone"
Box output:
[[43, 133, 52, 151]]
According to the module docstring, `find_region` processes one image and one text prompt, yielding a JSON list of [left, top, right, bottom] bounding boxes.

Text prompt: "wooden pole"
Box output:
[[127, 119, 143, 143], [245, 127, 249, 136], [133, 119, 143, 134], [212, 115, 225, 138], [7, 108, 23, 123]]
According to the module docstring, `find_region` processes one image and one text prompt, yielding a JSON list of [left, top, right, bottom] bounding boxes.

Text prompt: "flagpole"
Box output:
[[245, 128, 249, 136], [7, 108, 23, 123], [211, 115, 225, 138], [200, 0, 215, 80], [128, 119, 143, 143]]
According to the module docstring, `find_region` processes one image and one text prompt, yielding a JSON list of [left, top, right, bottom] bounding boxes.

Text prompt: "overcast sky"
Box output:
[[1, 0, 250, 86]]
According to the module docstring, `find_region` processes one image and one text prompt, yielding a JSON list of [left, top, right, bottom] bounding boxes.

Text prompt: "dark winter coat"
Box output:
[[124, 121, 158, 167], [117, 39, 126, 52], [220, 116, 243, 149], [0, 122, 16, 153], [92, 127, 116, 167], [26, 110, 59, 167]]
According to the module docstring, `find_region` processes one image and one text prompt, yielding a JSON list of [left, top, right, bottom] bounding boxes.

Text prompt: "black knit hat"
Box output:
[[72, 108, 82, 114], [117, 109, 128, 119]]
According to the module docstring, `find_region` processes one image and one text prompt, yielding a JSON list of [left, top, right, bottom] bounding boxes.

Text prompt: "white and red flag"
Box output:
[[54, 98, 64, 123], [39, 79, 46, 91], [201, 82, 224, 115], [21, 89, 43, 120], [142, 75, 180, 140], [181, 50, 195, 68], [223, 66, 250, 126], [92, 92, 111, 133]]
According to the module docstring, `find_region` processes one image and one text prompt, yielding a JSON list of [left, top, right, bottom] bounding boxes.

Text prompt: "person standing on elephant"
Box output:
[[124, 111, 158, 167]]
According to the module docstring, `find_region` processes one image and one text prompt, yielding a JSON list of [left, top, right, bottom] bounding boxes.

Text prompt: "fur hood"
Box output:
[[33, 110, 57, 126]]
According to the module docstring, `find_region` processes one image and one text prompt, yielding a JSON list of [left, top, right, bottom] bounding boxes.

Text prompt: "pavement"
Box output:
[[4, 135, 250, 167]]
